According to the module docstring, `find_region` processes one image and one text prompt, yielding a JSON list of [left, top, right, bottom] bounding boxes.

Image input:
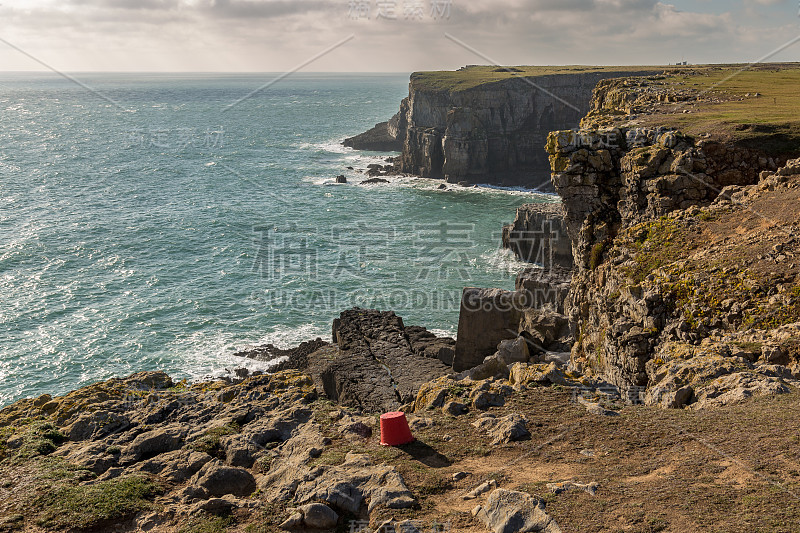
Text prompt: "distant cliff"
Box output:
[[345, 66, 661, 188]]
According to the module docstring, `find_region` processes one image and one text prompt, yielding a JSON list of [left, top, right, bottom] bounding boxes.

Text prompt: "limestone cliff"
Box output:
[[348, 67, 661, 188], [545, 69, 800, 408]]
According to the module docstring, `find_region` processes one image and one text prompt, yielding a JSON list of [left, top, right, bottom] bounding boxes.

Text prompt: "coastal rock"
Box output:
[[454, 288, 524, 372], [474, 489, 562, 533], [496, 337, 531, 366], [135, 449, 213, 483], [515, 267, 572, 315], [471, 413, 530, 445], [292, 503, 339, 529], [343, 120, 403, 152], [292, 452, 415, 515], [119, 426, 186, 465], [329, 309, 451, 405], [191, 461, 257, 498], [503, 202, 573, 270], [361, 177, 389, 185], [508, 362, 571, 390], [353, 68, 660, 188]]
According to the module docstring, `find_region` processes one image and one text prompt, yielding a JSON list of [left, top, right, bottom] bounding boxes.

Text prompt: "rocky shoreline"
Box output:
[[3, 65, 800, 532]]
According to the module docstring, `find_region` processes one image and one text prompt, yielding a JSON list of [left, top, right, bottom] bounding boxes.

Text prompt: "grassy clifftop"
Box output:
[[409, 64, 669, 92], [582, 63, 800, 156]]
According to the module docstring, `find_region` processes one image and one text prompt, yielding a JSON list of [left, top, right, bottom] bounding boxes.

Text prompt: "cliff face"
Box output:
[[545, 72, 800, 407], [348, 68, 661, 188], [398, 72, 661, 187]]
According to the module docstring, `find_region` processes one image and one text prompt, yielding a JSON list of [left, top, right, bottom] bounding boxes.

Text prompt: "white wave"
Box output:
[[430, 327, 457, 339], [176, 323, 330, 382], [479, 247, 531, 276]]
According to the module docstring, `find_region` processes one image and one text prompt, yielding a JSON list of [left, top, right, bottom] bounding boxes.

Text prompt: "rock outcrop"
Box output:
[[544, 74, 800, 408], [502, 202, 573, 270], [473, 489, 562, 533], [308, 309, 454, 411], [343, 121, 403, 152]]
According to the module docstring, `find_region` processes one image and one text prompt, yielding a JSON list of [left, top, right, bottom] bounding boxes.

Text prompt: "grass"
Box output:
[[10, 422, 67, 461], [636, 64, 800, 156], [32, 475, 161, 530], [409, 65, 670, 92], [178, 514, 235, 533], [188, 423, 240, 458]]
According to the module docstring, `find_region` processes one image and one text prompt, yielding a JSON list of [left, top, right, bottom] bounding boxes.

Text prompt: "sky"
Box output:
[[0, 0, 798, 72]]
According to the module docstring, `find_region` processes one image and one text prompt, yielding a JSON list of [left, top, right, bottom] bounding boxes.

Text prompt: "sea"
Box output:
[[0, 72, 554, 407]]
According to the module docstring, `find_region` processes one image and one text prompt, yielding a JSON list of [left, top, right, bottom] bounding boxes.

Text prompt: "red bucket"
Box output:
[[379, 411, 414, 446]]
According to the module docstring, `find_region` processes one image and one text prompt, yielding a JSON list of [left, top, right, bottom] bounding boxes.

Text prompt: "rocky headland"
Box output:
[[3, 64, 800, 532], [344, 66, 664, 188]]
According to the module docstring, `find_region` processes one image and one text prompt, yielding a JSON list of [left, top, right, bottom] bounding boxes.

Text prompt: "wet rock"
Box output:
[[474, 489, 562, 533], [361, 177, 389, 185], [335, 175, 347, 184]]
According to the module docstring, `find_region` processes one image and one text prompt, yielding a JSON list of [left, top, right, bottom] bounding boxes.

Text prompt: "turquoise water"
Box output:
[[0, 73, 551, 406]]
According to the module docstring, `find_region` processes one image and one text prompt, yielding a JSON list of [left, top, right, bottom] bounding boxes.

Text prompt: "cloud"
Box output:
[[0, 0, 796, 71]]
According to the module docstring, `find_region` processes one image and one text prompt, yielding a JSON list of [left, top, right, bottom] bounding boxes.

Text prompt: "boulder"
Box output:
[[508, 362, 570, 390], [119, 426, 185, 464], [474, 489, 562, 533], [454, 288, 524, 371], [292, 452, 415, 515], [518, 309, 572, 353], [442, 401, 468, 416], [335, 175, 347, 184], [191, 461, 257, 498], [496, 338, 530, 366], [297, 503, 339, 529], [471, 414, 530, 445]]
